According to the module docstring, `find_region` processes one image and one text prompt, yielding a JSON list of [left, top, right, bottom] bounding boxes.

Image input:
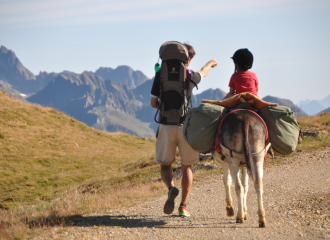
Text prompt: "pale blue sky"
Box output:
[[1, 0, 329, 103]]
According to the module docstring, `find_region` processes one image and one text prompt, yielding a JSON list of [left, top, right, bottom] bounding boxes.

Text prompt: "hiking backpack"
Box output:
[[154, 41, 196, 125]]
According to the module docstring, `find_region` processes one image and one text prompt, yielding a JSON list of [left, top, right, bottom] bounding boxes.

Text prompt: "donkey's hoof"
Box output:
[[244, 213, 248, 220], [226, 206, 234, 217], [236, 217, 244, 223], [259, 220, 266, 228]]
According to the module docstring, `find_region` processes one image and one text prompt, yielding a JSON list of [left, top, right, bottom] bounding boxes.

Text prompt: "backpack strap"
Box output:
[[185, 69, 198, 90], [190, 80, 198, 90]]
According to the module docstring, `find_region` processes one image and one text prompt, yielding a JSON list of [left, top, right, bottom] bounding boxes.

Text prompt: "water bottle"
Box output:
[[154, 63, 161, 72]]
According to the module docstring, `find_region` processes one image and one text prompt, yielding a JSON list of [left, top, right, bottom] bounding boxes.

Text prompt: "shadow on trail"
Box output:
[[65, 214, 259, 229], [66, 214, 247, 229], [65, 214, 166, 228], [28, 213, 257, 230]]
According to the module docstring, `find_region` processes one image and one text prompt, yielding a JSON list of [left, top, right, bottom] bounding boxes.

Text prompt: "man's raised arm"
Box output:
[[198, 59, 217, 78]]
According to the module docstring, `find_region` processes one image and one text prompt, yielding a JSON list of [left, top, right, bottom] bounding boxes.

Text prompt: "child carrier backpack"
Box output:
[[154, 41, 196, 125]]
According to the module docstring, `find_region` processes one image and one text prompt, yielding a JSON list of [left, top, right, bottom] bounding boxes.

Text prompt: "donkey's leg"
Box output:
[[228, 160, 244, 223], [241, 168, 249, 220], [223, 167, 234, 216], [253, 159, 266, 227]]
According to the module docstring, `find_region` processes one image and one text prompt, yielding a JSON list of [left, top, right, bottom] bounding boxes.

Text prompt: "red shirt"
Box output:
[[229, 71, 259, 97]]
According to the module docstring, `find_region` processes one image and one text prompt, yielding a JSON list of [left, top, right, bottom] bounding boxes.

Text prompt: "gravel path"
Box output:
[[34, 147, 330, 240]]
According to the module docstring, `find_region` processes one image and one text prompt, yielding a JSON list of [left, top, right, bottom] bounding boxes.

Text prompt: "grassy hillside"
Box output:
[[0, 90, 169, 238], [0, 90, 159, 210]]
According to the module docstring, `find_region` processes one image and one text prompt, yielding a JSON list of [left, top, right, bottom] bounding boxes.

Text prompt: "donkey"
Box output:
[[213, 109, 271, 227]]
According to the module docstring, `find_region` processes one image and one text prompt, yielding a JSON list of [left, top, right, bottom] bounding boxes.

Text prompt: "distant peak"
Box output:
[[117, 65, 132, 70], [81, 71, 95, 77], [95, 66, 114, 71], [0, 45, 17, 60], [60, 70, 76, 76], [0, 45, 10, 54]]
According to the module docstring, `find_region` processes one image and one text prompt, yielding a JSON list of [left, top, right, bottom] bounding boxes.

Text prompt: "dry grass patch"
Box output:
[[0, 181, 167, 239], [298, 112, 330, 132], [297, 112, 330, 151]]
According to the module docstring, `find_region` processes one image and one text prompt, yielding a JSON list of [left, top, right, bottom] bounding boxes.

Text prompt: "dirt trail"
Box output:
[[34, 148, 330, 240]]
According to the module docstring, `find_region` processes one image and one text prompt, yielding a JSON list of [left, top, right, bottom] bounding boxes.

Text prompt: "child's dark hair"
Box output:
[[184, 44, 196, 59], [236, 65, 249, 71]]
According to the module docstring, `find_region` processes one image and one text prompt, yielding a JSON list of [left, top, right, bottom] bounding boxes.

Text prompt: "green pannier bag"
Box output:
[[259, 105, 300, 156], [183, 103, 228, 152]]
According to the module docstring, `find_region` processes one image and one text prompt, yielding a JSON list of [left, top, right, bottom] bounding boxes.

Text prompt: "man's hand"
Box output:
[[198, 59, 217, 78], [208, 59, 218, 68]]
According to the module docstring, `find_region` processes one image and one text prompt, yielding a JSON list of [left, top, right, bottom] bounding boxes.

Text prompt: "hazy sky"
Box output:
[[1, 0, 329, 103]]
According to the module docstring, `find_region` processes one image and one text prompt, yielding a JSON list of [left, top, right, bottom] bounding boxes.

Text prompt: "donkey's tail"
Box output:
[[243, 119, 254, 180]]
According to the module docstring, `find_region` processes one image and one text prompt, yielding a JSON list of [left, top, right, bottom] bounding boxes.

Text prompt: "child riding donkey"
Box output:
[[183, 48, 299, 227], [224, 48, 259, 99]]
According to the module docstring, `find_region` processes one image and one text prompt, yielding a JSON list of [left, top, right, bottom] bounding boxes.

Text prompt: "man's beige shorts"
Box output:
[[155, 124, 199, 166]]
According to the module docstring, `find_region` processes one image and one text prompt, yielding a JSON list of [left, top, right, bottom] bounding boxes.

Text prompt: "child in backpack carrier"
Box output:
[[224, 48, 259, 99]]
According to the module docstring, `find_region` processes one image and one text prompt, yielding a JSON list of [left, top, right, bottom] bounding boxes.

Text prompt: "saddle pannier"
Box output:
[[183, 103, 228, 152], [259, 105, 300, 156]]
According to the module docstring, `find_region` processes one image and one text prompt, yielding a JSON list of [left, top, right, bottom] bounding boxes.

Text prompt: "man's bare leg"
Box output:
[[181, 164, 193, 204], [161, 164, 179, 214], [161, 164, 174, 188]]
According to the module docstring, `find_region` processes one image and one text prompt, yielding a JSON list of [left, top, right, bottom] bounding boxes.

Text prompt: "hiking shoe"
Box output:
[[164, 187, 179, 214], [178, 206, 190, 217]]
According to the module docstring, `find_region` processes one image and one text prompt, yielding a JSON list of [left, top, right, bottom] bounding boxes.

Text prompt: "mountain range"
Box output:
[[94, 66, 149, 89], [296, 95, 330, 116], [0, 45, 148, 95], [1, 45, 327, 137], [27, 71, 155, 138]]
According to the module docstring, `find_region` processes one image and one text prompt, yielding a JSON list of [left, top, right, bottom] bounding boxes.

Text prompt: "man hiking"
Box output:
[[150, 41, 217, 217]]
